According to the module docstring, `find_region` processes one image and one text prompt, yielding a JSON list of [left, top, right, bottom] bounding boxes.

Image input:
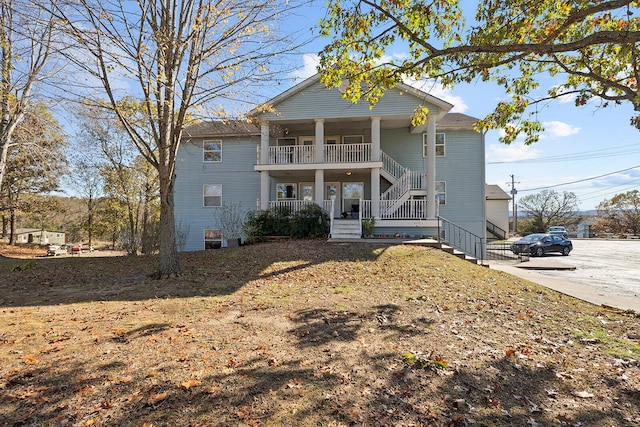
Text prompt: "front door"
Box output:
[[342, 182, 364, 218], [325, 182, 340, 218]]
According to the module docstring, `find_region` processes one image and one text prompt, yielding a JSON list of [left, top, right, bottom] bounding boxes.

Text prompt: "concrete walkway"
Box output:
[[490, 260, 640, 313]]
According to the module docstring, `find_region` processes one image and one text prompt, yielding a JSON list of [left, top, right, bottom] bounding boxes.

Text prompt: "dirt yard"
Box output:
[[1, 240, 639, 426]]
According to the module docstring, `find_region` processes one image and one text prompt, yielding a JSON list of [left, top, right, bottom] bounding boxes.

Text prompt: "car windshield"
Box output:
[[549, 227, 565, 232], [520, 234, 545, 242]]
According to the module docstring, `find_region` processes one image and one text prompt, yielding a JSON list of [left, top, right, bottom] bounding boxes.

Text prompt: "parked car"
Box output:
[[47, 244, 69, 256], [510, 233, 573, 256], [548, 226, 568, 238]]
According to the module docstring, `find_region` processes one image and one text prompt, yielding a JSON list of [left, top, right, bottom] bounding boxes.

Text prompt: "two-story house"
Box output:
[[174, 74, 486, 251]]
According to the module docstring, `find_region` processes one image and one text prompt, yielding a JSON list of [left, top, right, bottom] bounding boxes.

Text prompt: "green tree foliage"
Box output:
[[0, 0, 56, 192], [52, 0, 309, 277], [0, 102, 67, 244], [518, 190, 578, 234], [318, 0, 640, 144], [596, 190, 640, 236], [74, 99, 159, 254]]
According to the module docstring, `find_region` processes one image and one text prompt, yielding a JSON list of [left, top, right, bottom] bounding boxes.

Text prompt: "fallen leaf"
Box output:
[[180, 379, 202, 390], [148, 392, 168, 405], [24, 355, 39, 365]]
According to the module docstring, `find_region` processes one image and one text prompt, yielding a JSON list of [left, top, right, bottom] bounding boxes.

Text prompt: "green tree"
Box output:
[[318, 0, 640, 144], [0, 0, 57, 192], [53, 0, 309, 277], [0, 102, 67, 244], [518, 190, 578, 234], [75, 99, 159, 254], [596, 190, 640, 236]]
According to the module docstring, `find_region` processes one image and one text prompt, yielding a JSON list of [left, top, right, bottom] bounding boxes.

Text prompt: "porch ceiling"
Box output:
[[266, 169, 372, 181], [269, 115, 413, 134]]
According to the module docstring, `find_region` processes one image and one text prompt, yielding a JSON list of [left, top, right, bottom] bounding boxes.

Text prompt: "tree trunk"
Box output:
[[9, 208, 16, 245], [153, 171, 180, 278]]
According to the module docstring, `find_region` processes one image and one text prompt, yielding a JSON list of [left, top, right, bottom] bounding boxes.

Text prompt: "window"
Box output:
[[325, 135, 340, 145], [276, 137, 296, 146], [423, 133, 445, 157], [203, 184, 222, 207], [277, 183, 297, 200], [204, 229, 222, 249], [436, 181, 446, 205], [203, 140, 222, 162], [342, 135, 363, 144], [301, 183, 314, 201]]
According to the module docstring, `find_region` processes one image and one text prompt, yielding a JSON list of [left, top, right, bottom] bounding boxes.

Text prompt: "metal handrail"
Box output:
[[438, 216, 485, 262]]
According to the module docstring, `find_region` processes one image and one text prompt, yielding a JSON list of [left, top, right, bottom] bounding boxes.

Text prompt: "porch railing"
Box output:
[[379, 200, 428, 219], [266, 199, 430, 221], [325, 143, 372, 163], [261, 143, 374, 165]]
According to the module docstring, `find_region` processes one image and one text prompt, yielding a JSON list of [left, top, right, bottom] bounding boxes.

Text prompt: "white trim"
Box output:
[[203, 140, 222, 162]]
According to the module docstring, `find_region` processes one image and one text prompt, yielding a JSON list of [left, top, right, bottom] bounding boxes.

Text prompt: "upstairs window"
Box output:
[[436, 181, 446, 205], [423, 133, 445, 157], [203, 184, 222, 207], [204, 140, 222, 162]]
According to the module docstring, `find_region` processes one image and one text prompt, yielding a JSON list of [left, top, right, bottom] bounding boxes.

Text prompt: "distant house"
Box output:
[[175, 74, 486, 251], [15, 229, 65, 245], [485, 184, 511, 240]]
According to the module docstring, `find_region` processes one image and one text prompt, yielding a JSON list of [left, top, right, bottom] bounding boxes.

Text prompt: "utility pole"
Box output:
[[508, 175, 519, 235]]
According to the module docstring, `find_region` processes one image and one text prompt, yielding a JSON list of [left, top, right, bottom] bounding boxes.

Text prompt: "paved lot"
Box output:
[[490, 239, 640, 311], [537, 239, 640, 299]]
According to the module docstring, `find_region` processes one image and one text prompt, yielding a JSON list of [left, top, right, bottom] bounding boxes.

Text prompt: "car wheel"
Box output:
[[535, 247, 544, 257], [562, 246, 570, 256]]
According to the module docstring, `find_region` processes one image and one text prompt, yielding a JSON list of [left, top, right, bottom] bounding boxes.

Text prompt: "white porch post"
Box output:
[[260, 121, 269, 165], [371, 116, 381, 161], [315, 169, 324, 208], [315, 119, 324, 163], [371, 168, 380, 218], [426, 116, 437, 218], [260, 171, 270, 210]]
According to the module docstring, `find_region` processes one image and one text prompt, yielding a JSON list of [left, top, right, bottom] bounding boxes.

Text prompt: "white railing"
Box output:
[[381, 151, 408, 180], [381, 172, 411, 200], [268, 200, 318, 211], [410, 172, 428, 190], [361, 200, 372, 219], [268, 145, 315, 164], [324, 143, 371, 163], [379, 200, 428, 219]]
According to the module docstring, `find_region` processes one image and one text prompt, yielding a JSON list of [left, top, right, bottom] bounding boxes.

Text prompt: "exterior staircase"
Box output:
[[330, 219, 362, 239], [404, 240, 482, 265]]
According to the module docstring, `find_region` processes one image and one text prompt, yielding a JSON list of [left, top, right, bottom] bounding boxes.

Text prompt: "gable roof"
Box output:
[[183, 120, 260, 138], [437, 113, 479, 130], [485, 184, 511, 201], [249, 73, 454, 119]]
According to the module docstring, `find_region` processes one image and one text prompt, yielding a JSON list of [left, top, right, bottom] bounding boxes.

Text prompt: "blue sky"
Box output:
[[286, 1, 640, 212]]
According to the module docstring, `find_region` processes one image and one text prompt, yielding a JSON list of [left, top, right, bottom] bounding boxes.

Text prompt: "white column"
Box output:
[[371, 116, 381, 161], [260, 171, 270, 210], [426, 116, 437, 218], [371, 168, 380, 218], [315, 119, 324, 163], [315, 169, 324, 207], [260, 121, 269, 164]]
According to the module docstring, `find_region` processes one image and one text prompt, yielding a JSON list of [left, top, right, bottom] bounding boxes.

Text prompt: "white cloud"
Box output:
[[542, 121, 580, 138], [487, 142, 541, 163], [291, 53, 319, 81], [405, 79, 469, 113]]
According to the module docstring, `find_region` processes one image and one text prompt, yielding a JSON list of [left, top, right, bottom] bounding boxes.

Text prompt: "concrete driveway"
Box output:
[[490, 239, 640, 312]]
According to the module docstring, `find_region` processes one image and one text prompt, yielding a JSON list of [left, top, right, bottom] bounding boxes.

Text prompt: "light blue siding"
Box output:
[[259, 81, 442, 122], [175, 137, 261, 251]]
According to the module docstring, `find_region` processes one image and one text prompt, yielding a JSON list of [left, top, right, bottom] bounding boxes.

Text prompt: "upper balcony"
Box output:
[[256, 143, 379, 169]]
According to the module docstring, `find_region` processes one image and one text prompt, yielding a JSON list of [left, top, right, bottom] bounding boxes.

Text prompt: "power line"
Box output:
[[488, 143, 640, 164], [520, 164, 640, 192]]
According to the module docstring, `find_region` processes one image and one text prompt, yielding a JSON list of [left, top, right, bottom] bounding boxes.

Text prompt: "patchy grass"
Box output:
[[1, 240, 640, 426]]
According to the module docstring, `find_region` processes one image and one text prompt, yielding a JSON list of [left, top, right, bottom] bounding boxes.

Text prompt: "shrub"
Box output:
[[243, 207, 292, 243], [290, 204, 329, 238]]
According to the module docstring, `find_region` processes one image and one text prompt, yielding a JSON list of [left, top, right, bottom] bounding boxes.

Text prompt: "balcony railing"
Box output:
[[266, 199, 429, 220], [261, 143, 373, 165]]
